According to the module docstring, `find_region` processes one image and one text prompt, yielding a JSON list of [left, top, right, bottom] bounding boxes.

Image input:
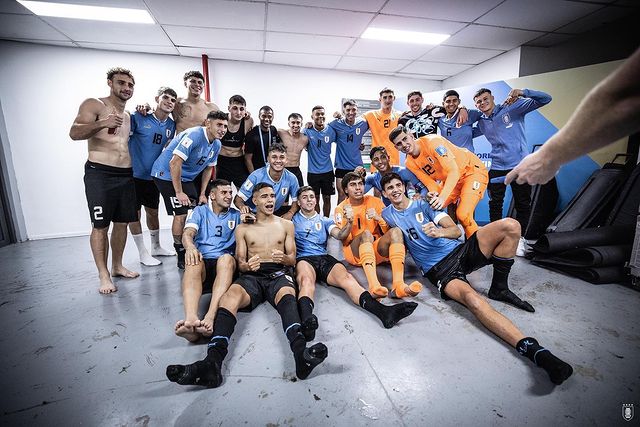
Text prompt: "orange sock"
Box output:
[[389, 243, 422, 298], [359, 242, 387, 298]]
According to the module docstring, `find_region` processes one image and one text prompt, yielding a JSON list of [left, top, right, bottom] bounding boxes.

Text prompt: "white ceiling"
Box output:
[[0, 0, 635, 81]]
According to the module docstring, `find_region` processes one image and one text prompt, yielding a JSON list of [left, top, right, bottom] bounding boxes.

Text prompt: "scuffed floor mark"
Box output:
[[93, 331, 120, 341], [3, 398, 70, 415], [238, 343, 255, 360], [574, 365, 604, 381], [34, 346, 53, 356], [119, 362, 132, 374], [135, 415, 150, 426], [357, 399, 379, 420], [86, 364, 96, 374], [145, 353, 156, 367], [344, 321, 354, 334]]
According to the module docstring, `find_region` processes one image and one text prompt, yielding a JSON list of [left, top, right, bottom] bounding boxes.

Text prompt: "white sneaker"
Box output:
[[516, 237, 527, 257]]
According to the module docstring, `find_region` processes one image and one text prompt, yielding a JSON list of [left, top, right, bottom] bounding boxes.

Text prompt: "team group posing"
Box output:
[[69, 67, 572, 389]]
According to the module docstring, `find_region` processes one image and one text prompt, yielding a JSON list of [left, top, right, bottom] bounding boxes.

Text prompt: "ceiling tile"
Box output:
[[444, 24, 543, 50], [346, 38, 433, 60], [0, 14, 69, 41], [164, 26, 263, 50], [274, 0, 386, 12], [178, 47, 264, 62], [381, 0, 504, 22], [368, 14, 467, 34], [524, 33, 575, 47], [396, 73, 450, 80], [42, 17, 171, 45], [78, 42, 179, 55], [266, 32, 354, 55], [0, 2, 31, 14], [336, 56, 411, 72], [10, 39, 77, 47], [400, 61, 473, 75], [34, 0, 148, 6], [267, 4, 373, 37], [264, 51, 341, 69], [419, 45, 503, 64], [476, 0, 601, 32], [557, 5, 632, 34], [145, 0, 265, 30]]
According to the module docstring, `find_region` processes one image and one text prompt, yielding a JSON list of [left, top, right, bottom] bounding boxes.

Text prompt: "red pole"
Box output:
[[201, 54, 210, 102]]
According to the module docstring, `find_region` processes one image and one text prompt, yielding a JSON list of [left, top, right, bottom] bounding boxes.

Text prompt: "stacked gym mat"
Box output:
[[530, 156, 640, 284]]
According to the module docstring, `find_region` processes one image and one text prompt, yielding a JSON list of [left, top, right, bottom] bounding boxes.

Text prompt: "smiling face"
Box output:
[[370, 149, 390, 173], [288, 116, 302, 134], [297, 188, 317, 213], [343, 104, 358, 124], [108, 73, 134, 102], [474, 91, 495, 114], [268, 149, 286, 172], [259, 109, 273, 129], [312, 108, 325, 128], [253, 186, 276, 215], [407, 93, 423, 114], [185, 76, 204, 97], [381, 177, 405, 206], [443, 94, 460, 115], [210, 184, 233, 209], [391, 130, 416, 155], [206, 118, 228, 140], [156, 93, 176, 114]]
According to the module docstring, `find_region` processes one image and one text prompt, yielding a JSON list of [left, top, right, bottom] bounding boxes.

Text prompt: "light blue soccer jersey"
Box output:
[[292, 211, 336, 257], [329, 118, 368, 170], [364, 166, 427, 206], [237, 166, 300, 212], [438, 109, 482, 153], [303, 126, 337, 174], [129, 112, 176, 180], [184, 204, 241, 259], [382, 199, 461, 273], [151, 126, 221, 182]]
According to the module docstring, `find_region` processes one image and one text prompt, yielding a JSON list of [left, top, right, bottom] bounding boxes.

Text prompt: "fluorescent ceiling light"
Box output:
[[362, 27, 449, 45], [17, 0, 155, 24]]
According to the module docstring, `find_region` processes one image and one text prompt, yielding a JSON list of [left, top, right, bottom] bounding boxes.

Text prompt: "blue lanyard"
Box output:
[[259, 127, 271, 164]]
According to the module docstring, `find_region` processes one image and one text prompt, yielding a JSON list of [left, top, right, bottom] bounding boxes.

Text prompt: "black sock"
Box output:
[[205, 307, 236, 363], [174, 243, 185, 268], [516, 337, 573, 385], [490, 255, 514, 292], [297, 296, 318, 342], [276, 294, 303, 344], [358, 291, 418, 329]]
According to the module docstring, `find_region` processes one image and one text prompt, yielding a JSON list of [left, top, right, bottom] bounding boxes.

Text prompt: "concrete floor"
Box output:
[[0, 233, 638, 427]]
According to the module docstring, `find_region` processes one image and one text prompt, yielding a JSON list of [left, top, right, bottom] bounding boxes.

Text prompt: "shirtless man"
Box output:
[[69, 67, 140, 294], [174, 179, 241, 343], [278, 113, 308, 187], [174, 71, 219, 133], [166, 183, 328, 388], [217, 95, 254, 190]]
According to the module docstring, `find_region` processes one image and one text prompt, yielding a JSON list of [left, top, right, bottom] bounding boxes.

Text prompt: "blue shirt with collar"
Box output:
[[237, 166, 300, 212]]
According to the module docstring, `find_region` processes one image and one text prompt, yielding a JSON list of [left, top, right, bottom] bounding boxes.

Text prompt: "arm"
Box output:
[[244, 152, 254, 173], [169, 155, 190, 206], [422, 212, 461, 239], [69, 99, 121, 140], [330, 216, 353, 241], [281, 201, 299, 220], [182, 226, 202, 266], [281, 222, 297, 266], [503, 88, 552, 113], [434, 153, 461, 209], [507, 49, 640, 185], [198, 166, 213, 204], [234, 194, 249, 212], [235, 226, 260, 272]]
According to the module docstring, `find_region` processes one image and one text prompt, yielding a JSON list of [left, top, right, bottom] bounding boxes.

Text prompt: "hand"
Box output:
[[184, 247, 202, 266], [456, 107, 468, 128], [247, 254, 260, 271], [505, 150, 559, 185], [354, 166, 366, 178], [429, 194, 446, 211], [343, 205, 354, 222], [333, 111, 342, 119], [271, 249, 285, 263], [412, 192, 423, 201], [103, 108, 123, 130], [175, 191, 190, 207], [136, 103, 151, 115], [422, 221, 441, 238], [241, 212, 256, 224], [426, 191, 439, 202], [244, 110, 252, 119], [504, 89, 524, 106], [305, 121, 314, 129], [198, 194, 208, 205], [280, 212, 293, 221], [427, 102, 435, 109], [366, 207, 380, 221]]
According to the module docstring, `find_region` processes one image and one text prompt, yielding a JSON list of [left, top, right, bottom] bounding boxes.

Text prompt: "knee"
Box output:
[[217, 254, 235, 270], [297, 275, 316, 292], [389, 227, 403, 242], [456, 209, 473, 226], [501, 218, 521, 237], [361, 230, 374, 242], [463, 290, 486, 313], [220, 286, 242, 308]]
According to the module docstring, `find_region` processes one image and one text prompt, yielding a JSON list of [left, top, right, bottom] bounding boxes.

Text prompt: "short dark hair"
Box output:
[[312, 105, 324, 113], [183, 71, 205, 82], [388, 125, 406, 143], [228, 95, 246, 106], [341, 172, 364, 191], [474, 88, 491, 99], [379, 87, 394, 96], [157, 86, 177, 98], [107, 67, 134, 84], [443, 90, 460, 101], [342, 99, 357, 108], [380, 172, 404, 192], [207, 110, 229, 121], [259, 105, 273, 114], [252, 182, 273, 196], [297, 185, 315, 198], [288, 113, 302, 121], [369, 146, 387, 158], [407, 90, 422, 100], [207, 179, 231, 194], [268, 142, 287, 154]]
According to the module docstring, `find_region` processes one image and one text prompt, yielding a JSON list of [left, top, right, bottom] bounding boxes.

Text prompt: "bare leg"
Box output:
[[111, 222, 139, 278], [336, 178, 346, 205], [175, 259, 206, 342], [322, 195, 331, 218], [198, 255, 235, 336], [89, 226, 117, 294]]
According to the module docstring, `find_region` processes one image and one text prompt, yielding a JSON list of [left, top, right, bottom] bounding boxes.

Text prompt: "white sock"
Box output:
[[132, 233, 161, 266], [150, 229, 176, 256]]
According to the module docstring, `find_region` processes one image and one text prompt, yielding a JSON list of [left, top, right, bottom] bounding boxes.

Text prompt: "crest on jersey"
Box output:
[[324, 136, 330, 143], [166, 129, 172, 138], [435, 146, 448, 157], [244, 180, 253, 190], [335, 213, 343, 224], [472, 181, 480, 190], [427, 156, 435, 164], [228, 220, 236, 229], [180, 136, 193, 148], [315, 222, 322, 231], [281, 187, 288, 196], [502, 113, 513, 128], [356, 128, 361, 135], [415, 212, 424, 223], [623, 404, 634, 421]]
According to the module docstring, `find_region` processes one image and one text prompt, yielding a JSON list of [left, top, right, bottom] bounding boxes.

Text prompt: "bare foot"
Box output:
[[196, 317, 214, 337], [98, 276, 117, 294], [174, 319, 200, 342], [111, 265, 140, 278]]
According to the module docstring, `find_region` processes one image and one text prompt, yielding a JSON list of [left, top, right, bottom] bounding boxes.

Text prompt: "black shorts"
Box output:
[[153, 177, 197, 216], [307, 171, 335, 196], [84, 161, 137, 229], [286, 166, 304, 187], [297, 254, 342, 283], [334, 168, 354, 179], [134, 178, 160, 210], [202, 257, 239, 294], [235, 263, 295, 311], [425, 232, 491, 299], [217, 155, 249, 189]]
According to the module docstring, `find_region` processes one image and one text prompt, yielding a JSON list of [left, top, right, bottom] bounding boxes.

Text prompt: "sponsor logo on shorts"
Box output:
[[415, 212, 424, 223], [285, 275, 293, 283], [435, 146, 448, 157], [180, 136, 194, 148]]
